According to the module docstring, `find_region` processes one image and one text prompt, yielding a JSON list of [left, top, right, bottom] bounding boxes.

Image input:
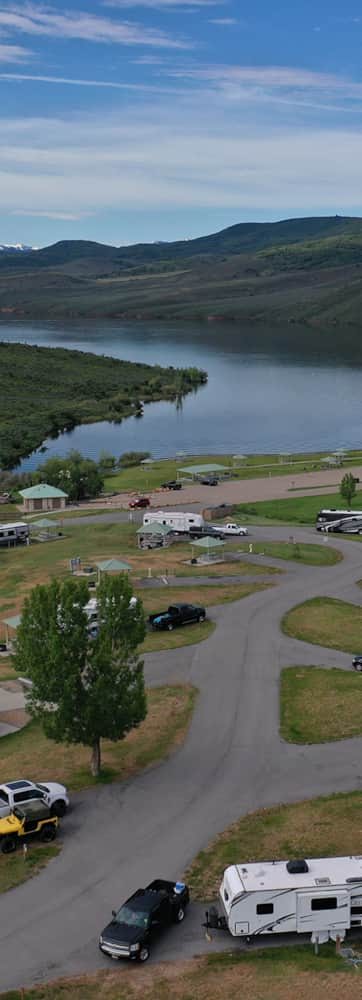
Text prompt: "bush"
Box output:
[[119, 451, 151, 468]]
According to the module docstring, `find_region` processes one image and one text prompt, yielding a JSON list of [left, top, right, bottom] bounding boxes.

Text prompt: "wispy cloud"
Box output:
[[209, 18, 238, 25], [0, 72, 170, 92], [12, 209, 93, 221], [105, 0, 219, 8], [0, 43, 32, 62], [0, 3, 190, 49]]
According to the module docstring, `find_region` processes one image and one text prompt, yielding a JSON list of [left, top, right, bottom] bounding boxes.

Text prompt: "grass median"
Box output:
[[140, 582, 271, 652], [237, 489, 362, 525], [237, 540, 342, 565], [282, 597, 362, 653], [280, 666, 362, 743], [0, 843, 60, 896], [185, 790, 362, 901], [0, 684, 197, 792], [0, 945, 357, 999]]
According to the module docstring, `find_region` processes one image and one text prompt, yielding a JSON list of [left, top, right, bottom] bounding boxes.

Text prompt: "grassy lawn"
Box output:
[[237, 540, 342, 566], [0, 685, 197, 792], [237, 489, 362, 525], [185, 789, 362, 901], [280, 667, 362, 743], [0, 843, 60, 896], [103, 450, 362, 494], [0, 945, 357, 1000], [0, 659, 17, 681], [282, 597, 362, 653], [141, 619, 216, 652]]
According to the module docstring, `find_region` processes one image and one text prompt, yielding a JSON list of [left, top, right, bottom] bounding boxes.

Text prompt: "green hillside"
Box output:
[[0, 343, 206, 468], [1, 216, 362, 323]]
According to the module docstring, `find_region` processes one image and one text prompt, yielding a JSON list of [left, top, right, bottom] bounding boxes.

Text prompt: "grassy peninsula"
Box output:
[[0, 342, 206, 468], [2, 215, 362, 323]]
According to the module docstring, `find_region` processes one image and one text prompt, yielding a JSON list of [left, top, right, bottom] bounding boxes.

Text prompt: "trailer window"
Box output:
[[311, 897, 337, 911], [351, 906, 362, 914], [256, 903, 274, 915]]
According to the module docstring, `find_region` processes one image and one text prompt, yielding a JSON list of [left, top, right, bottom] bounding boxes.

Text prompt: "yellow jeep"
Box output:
[[0, 800, 58, 854]]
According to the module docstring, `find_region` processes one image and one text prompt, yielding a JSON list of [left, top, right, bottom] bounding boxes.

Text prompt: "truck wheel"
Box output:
[[40, 824, 57, 842], [355, 663, 362, 672], [198, 614, 205, 623], [138, 946, 150, 962], [51, 800, 66, 818], [167, 623, 174, 631], [174, 905, 185, 923], [1, 836, 17, 854]]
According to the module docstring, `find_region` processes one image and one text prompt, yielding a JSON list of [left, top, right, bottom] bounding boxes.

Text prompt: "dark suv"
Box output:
[[99, 879, 189, 962]]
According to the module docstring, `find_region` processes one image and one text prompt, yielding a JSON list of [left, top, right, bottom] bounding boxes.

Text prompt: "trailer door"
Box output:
[[296, 891, 349, 933]]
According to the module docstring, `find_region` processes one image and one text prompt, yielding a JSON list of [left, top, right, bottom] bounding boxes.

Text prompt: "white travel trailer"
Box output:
[[142, 510, 204, 532], [216, 857, 362, 943], [0, 521, 29, 546]]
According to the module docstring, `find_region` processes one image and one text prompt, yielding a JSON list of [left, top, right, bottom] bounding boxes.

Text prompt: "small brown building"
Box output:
[[19, 483, 68, 513]]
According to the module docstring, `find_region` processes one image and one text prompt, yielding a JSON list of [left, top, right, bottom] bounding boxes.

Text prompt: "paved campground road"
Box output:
[[0, 529, 362, 991]]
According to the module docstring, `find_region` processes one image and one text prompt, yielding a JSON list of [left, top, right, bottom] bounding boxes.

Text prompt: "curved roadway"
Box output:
[[0, 528, 362, 991]]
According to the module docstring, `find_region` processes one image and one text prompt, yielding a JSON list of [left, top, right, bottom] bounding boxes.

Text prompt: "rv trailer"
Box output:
[[0, 521, 29, 546], [142, 510, 204, 533], [207, 856, 362, 944]]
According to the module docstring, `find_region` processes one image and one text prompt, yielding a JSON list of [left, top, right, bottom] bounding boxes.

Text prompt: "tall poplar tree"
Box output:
[[14, 574, 147, 776]]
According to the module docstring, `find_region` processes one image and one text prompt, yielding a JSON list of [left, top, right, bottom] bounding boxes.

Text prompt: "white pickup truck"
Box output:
[[211, 522, 249, 537], [0, 779, 69, 818]]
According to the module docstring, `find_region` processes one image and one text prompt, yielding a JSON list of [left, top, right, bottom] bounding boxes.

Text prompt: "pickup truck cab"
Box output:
[[99, 879, 189, 962], [211, 522, 248, 536], [0, 801, 58, 853], [149, 603, 206, 631], [0, 779, 69, 818]]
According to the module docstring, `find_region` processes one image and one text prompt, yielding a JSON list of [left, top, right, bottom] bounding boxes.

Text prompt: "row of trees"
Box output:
[[14, 574, 147, 776]]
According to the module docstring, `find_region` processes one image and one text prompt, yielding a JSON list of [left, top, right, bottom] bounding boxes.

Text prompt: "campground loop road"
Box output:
[[0, 528, 362, 991]]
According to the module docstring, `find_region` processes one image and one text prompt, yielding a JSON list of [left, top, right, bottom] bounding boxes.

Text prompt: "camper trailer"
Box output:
[[142, 511, 204, 533], [0, 521, 29, 546], [212, 856, 362, 943]]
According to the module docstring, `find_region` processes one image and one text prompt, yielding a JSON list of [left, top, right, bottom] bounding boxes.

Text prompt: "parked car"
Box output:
[[0, 778, 69, 818], [161, 481, 182, 491], [128, 497, 150, 509], [210, 522, 248, 536], [0, 801, 58, 854], [189, 525, 225, 540], [149, 603, 206, 631], [200, 477, 218, 486], [99, 878, 189, 962], [352, 655, 362, 672]]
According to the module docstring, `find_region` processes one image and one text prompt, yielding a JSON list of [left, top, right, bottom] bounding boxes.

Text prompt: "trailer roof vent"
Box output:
[[315, 877, 331, 886], [286, 860, 309, 874]]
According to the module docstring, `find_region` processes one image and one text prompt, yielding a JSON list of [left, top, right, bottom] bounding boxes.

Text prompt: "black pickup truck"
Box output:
[[149, 603, 206, 630], [188, 525, 225, 540], [99, 878, 189, 962]]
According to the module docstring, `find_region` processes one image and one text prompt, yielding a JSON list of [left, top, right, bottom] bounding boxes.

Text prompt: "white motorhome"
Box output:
[[142, 510, 204, 533], [217, 856, 362, 943], [0, 522, 29, 546]]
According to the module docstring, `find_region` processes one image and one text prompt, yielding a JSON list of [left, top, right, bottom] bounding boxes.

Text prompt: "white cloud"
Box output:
[[0, 2, 190, 49], [0, 72, 169, 91], [12, 209, 94, 220], [2, 103, 362, 216], [209, 18, 238, 25], [0, 43, 32, 62], [105, 0, 219, 7]]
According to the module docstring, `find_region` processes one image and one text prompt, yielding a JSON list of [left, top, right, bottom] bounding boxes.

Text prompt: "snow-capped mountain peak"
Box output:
[[0, 243, 35, 253]]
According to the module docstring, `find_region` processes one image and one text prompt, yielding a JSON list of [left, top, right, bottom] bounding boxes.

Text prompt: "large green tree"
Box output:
[[340, 472, 357, 508], [35, 449, 103, 501], [13, 575, 147, 776]]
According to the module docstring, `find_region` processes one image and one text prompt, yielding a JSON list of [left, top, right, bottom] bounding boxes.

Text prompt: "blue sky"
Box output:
[[1, 0, 362, 246]]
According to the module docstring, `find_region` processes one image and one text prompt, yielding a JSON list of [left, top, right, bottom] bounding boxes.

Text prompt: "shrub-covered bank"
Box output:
[[0, 342, 206, 469]]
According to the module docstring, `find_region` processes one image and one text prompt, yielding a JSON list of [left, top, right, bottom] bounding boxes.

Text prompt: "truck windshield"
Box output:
[[114, 905, 150, 928]]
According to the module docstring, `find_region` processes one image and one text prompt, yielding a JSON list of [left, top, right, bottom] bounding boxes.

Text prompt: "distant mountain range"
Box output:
[[1, 216, 362, 325], [0, 244, 34, 253]]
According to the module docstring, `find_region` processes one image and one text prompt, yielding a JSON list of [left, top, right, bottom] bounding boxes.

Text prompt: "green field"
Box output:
[[237, 540, 342, 565], [280, 667, 362, 743], [282, 597, 362, 652], [237, 489, 362, 525], [185, 789, 362, 901]]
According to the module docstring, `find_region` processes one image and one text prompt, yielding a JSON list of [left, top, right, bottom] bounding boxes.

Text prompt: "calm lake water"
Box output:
[[2, 318, 362, 470]]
